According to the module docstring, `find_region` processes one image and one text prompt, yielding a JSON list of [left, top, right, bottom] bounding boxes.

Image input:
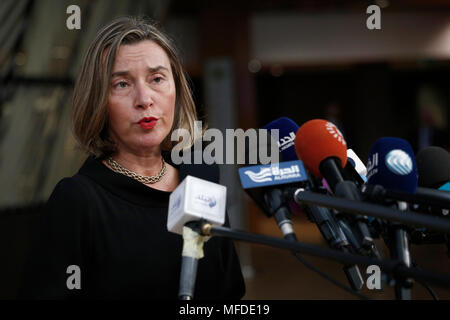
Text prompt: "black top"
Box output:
[[19, 153, 245, 299]]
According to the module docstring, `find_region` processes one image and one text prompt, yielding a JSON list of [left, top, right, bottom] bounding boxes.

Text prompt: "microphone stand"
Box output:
[[304, 204, 364, 291], [292, 189, 450, 299], [293, 190, 450, 234], [387, 201, 413, 300], [178, 222, 207, 300], [319, 160, 381, 259], [189, 220, 450, 293], [389, 224, 413, 300]]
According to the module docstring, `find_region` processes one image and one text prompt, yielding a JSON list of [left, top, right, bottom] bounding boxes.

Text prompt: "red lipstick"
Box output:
[[138, 117, 158, 130]]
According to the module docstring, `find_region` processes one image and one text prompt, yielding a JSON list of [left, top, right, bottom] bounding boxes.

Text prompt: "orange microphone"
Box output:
[[295, 119, 379, 257], [294, 119, 347, 186]]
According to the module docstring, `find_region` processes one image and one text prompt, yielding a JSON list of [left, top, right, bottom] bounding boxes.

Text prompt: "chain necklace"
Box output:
[[107, 156, 166, 184]]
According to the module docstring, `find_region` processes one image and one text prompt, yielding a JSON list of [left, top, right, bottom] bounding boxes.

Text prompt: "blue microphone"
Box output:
[[367, 137, 418, 195], [239, 159, 310, 236], [238, 128, 306, 239], [366, 137, 417, 300], [362, 142, 448, 210], [264, 117, 309, 214], [264, 117, 299, 161]]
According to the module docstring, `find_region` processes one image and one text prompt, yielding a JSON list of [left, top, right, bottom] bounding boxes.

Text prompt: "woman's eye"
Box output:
[[153, 77, 163, 83], [112, 81, 128, 89]]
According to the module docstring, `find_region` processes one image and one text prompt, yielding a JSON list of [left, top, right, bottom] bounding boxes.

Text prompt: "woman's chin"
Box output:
[[134, 138, 165, 151]]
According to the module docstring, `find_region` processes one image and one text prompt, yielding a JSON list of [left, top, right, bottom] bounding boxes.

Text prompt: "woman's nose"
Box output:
[[135, 81, 154, 109]]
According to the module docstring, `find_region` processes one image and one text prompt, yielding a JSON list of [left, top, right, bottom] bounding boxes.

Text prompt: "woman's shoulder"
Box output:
[[49, 155, 103, 198], [53, 171, 93, 192], [47, 173, 96, 208], [37, 175, 97, 229]]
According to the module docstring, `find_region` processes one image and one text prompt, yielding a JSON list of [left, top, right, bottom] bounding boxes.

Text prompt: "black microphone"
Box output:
[[415, 146, 450, 254], [416, 146, 450, 216], [416, 146, 450, 190]]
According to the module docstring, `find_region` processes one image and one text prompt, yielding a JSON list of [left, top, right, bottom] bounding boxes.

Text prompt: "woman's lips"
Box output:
[[138, 117, 158, 130]]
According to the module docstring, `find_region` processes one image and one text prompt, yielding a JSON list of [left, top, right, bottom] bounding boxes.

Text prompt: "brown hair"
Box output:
[[72, 16, 199, 158]]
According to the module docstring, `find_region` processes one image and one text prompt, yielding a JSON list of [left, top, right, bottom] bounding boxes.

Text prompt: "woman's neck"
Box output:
[[111, 149, 164, 177]]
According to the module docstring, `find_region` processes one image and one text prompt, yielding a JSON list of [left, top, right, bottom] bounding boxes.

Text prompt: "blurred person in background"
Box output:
[[415, 84, 449, 152]]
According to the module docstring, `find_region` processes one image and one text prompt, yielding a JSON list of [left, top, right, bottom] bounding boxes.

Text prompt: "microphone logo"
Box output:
[[243, 168, 273, 183], [278, 131, 296, 151], [243, 164, 302, 183], [367, 153, 379, 177], [385, 149, 413, 175], [171, 196, 182, 211], [195, 194, 217, 208], [325, 122, 346, 146]]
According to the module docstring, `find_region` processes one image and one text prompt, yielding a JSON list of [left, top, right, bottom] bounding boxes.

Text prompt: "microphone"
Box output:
[[294, 119, 347, 182], [362, 144, 449, 212], [344, 149, 368, 186], [344, 149, 385, 239], [239, 128, 308, 237], [167, 175, 227, 300], [294, 119, 379, 258], [366, 137, 417, 300], [239, 160, 309, 234], [416, 146, 450, 190], [238, 128, 371, 295], [366, 138, 418, 194], [416, 146, 450, 215], [263, 117, 320, 213], [347, 149, 368, 179], [238, 131, 368, 295], [440, 183, 450, 192], [415, 146, 450, 254], [327, 149, 381, 247], [264, 117, 364, 291], [264, 117, 299, 161]]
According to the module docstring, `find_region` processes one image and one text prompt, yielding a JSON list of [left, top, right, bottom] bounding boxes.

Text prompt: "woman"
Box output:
[[19, 16, 245, 299]]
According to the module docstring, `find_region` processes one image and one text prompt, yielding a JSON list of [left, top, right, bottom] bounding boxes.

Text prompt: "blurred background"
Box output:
[[0, 0, 449, 300]]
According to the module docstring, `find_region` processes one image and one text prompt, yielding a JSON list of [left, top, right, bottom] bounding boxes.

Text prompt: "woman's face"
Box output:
[[107, 40, 176, 155]]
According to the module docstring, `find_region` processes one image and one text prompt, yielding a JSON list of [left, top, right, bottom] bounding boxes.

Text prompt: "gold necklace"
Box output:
[[107, 157, 166, 184]]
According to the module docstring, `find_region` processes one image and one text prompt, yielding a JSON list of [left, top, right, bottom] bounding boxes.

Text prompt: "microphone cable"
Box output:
[[411, 261, 439, 301], [284, 233, 370, 300], [269, 199, 370, 299]]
